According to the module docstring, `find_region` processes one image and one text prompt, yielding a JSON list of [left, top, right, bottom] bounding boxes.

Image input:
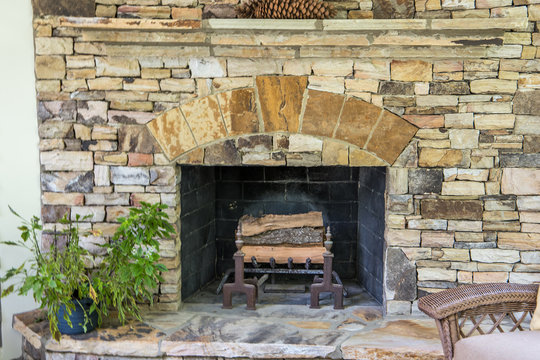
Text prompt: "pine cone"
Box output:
[[236, 0, 336, 19]]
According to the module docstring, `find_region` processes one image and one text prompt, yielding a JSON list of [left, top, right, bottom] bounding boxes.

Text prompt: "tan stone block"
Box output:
[[147, 108, 197, 160], [402, 247, 432, 261], [388, 214, 406, 229], [523, 223, 540, 233], [391, 60, 432, 82], [486, 45, 523, 58], [308, 76, 344, 94], [421, 231, 454, 247], [354, 60, 390, 80], [501, 169, 540, 196], [499, 232, 540, 250], [414, 82, 430, 95], [419, 148, 466, 167], [67, 69, 96, 80], [470, 79, 517, 94], [212, 77, 253, 92], [366, 110, 418, 165], [387, 229, 421, 247], [440, 248, 470, 261], [312, 59, 353, 76], [416, 129, 448, 140], [94, 151, 128, 165], [509, 272, 540, 284], [416, 95, 458, 107], [283, 59, 312, 76], [66, 55, 94, 68], [42, 192, 84, 206], [96, 4, 117, 17], [35, 37, 73, 55], [349, 148, 387, 166], [433, 60, 463, 73], [227, 58, 282, 77], [473, 271, 508, 283], [448, 129, 478, 149], [457, 169, 489, 181], [470, 156, 494, 169], [182, 95, 226, 145], [35, 56, 65, 79], [445, 113, 474, 128], [504, 32, 531, 45], [257, 76, 307, 132], [530, 4, 540, 21], [474, 114, 515, 129], [302, 90, 344, 138], [62, 79, 87, 92], [477, 263, 513, 272], [498, 71, 519, 80], [520, 212, 540, 224], [454, 232, 483, 242], [124, 79, 160, 92], [96, 57, 140, 77], [141, 68, 171, 79], [36, 80, 60, 93], [458, 271, 473, 283], [347, 10, 373, 18], [418, 268, 456, 282], [92, 125, 117, 140], [40, 151, 93, 171], [442, 181, 485, 196], [110, 101, 153, 112], [171, 7, 202, 19], [388, 168, 408, 195], [518, 74, 540, 89], [88, 77, 123, 90], [288, 134, 323, 152], [117, 5, 171, 18], [483, 211, 519, 222], [402, 115, 443, 129], [409, 219, 447, 230], [521, 46, 537, 60], [466, 101, 512, 113], [335, 97, 380, 148], [345, 78, 379, 93], [39, 139, 64, 151], [35, 24, 52, 37]]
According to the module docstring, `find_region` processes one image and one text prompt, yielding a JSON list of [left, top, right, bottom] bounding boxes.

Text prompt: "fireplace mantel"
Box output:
[[55, 16, 528, 31]]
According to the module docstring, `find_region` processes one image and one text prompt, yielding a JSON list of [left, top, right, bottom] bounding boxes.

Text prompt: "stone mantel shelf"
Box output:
[[50, 16, 529, 32]]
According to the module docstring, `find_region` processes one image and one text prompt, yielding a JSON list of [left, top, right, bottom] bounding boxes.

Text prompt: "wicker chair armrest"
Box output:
[[418, 283, 538, 320]]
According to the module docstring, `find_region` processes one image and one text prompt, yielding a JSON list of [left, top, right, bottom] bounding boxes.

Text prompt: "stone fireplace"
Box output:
[[34, 8, 540, 319]]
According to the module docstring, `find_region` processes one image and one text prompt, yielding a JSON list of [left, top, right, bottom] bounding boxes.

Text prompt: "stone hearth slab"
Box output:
[[14, 304, 445, 359]]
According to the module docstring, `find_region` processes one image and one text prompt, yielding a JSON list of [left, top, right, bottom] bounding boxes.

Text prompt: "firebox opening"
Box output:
[[179, 166, 386, 304]]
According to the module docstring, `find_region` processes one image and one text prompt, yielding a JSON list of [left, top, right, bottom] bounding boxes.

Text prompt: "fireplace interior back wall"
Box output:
[[179, 166, 386, 302]]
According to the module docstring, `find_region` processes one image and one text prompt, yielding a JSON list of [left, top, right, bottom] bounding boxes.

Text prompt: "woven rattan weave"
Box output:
[[418, 283, 538, 360]]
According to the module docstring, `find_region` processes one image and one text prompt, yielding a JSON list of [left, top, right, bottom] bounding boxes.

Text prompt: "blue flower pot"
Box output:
[[56, 298, 98, 335]]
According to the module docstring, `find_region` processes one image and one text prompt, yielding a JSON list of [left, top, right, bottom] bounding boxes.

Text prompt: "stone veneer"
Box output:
[[34, 14, 540, 314], [34, 0, 540, 22]]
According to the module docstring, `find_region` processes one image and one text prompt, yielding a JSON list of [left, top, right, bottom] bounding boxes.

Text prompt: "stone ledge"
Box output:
[[48, 16, 530, 32], [13, 307, 444, 360]]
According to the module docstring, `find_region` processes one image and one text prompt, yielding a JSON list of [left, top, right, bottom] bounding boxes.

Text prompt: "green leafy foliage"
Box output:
[[96, 202, 175, 324], [0, 202, 175, 340]]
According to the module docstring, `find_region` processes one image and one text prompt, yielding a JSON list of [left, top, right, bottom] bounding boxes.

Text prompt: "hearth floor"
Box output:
[[14, 281, 445, 360]]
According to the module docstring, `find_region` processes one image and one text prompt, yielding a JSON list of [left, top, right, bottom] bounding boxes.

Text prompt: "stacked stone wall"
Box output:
[[32, 0, 540, 20], [33, 15, 540, 313], [90, 0, 540, 21]]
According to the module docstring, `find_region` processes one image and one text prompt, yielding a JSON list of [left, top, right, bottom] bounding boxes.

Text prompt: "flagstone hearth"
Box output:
[[15, 303, 445, 360]]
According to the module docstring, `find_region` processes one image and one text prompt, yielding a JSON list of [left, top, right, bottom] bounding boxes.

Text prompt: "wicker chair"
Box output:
[[418, 283, 539, 360]]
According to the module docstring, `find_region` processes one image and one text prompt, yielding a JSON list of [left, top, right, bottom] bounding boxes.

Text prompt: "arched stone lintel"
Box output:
[[147, 77, 418, 166]]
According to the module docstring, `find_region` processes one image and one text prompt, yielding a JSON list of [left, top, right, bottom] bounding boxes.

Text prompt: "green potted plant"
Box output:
[[0, 202, 175, 341]]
